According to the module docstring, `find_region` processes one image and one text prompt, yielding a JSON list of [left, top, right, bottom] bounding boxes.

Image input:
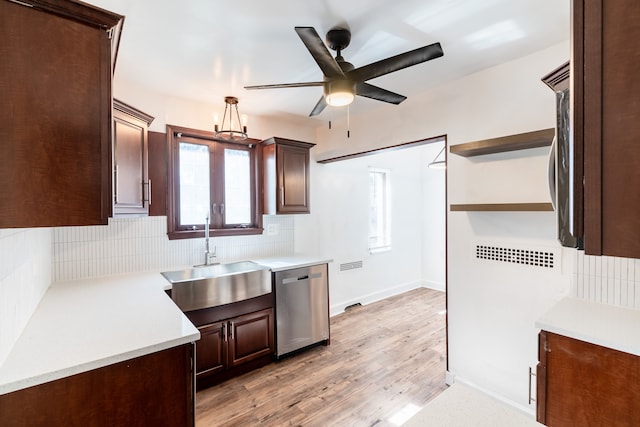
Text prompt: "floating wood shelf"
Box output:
[[450, 128, 555, 157], [450, 203, 554, 212]]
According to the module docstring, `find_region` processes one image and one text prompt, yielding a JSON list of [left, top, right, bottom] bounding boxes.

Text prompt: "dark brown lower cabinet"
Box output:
[[228, 308, 274, 366], [186, 294, 275, 390], [197, 321, 227, 378], [0, 343, 195, 427], [537, 331, 640, 426], [196, 309, 273, 382]]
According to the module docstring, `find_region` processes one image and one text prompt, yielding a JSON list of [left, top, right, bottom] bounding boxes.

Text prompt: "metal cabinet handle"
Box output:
[[229, 321, 234, 340], [222, 323, 227, 342], [280, 186, 284, 206], [114, 164, 119, 203], [143, 179, 152, 206], [529, 366, 536, 404], [547, 138, 556, 211], [282, 272, 323, 284], [220, 203, 225, 215]]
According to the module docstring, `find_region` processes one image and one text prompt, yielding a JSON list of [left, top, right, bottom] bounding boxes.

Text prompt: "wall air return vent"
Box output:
[[475, 244, 555, 269], [339, 260, 363, 272]]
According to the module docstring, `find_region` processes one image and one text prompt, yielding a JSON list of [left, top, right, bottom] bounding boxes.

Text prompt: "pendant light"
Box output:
[[214, 96, 248, 142]]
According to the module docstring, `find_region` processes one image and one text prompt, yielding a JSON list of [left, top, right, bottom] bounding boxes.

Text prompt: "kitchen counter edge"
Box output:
[[0, 272, 200, 395], [253, 256, 333, 272], [536, 297, 640, 357]]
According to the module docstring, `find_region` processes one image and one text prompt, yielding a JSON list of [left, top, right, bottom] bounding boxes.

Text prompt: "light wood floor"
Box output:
[[196, 287, 447, 427]]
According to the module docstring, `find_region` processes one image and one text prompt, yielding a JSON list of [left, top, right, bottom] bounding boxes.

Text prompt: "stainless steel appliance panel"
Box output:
[[274, 263, 329, 357], [555, 89, 579, 248], [543, 63, 582, 249]]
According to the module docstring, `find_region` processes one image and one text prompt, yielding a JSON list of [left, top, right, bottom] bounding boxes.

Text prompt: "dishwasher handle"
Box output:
[[282, 272, 323, 284]]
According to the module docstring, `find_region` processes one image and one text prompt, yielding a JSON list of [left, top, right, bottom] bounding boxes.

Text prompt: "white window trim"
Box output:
[[368, 167, 392, 253]]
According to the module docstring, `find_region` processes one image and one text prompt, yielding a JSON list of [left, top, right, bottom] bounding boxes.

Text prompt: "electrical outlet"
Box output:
[[267, 223, 279, 236]]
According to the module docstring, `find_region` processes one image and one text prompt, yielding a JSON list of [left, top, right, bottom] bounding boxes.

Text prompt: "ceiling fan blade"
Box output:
[[295, 27, 344, 78], [347, 42, 444, 82], [355, 82, 406, 104], [244, 82, 324, 90], [309, 95, 328, 117]]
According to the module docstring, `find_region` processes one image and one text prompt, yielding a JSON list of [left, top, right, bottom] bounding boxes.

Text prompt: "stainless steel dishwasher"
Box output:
[[274, 263, 329, 358]]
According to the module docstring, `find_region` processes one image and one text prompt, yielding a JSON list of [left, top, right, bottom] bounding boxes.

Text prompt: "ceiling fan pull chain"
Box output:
[[329, 120, 332, 129], [347, 106, 350, 138]]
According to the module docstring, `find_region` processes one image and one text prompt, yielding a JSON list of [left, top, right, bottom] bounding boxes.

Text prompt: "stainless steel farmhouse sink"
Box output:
[[161, 261, 271, 312]]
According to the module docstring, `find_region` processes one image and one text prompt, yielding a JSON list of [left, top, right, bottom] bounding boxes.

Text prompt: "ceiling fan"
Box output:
[[244, 26, 444, 117]]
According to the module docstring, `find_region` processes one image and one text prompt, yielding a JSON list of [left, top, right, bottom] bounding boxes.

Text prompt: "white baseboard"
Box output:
[[329, 280, 423, 317], [453, 376, 536, 419], [423, 280, 445, 292]]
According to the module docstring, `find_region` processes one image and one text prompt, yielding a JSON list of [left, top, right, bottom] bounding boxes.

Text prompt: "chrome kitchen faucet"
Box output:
[[203, 213, 217, 266]]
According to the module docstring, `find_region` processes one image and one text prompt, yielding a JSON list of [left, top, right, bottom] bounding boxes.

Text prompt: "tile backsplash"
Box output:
[[52, 215, 295, 282], [0, 228, 51, 365], [574, 250, 640, 309]]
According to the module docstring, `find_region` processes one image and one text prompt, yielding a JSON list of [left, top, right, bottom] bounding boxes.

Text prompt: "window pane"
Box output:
[[224, 148, 251, 225], [369, 169, 391, 251], [179, 142, 210, 226]]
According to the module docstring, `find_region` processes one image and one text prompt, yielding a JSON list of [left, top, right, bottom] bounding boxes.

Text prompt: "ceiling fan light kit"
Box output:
[[244, 26, 443, 117], [325, 79, 355, 107], [214, 96, 248, 142]]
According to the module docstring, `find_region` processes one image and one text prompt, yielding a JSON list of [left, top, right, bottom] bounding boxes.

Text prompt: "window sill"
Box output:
[[168, 227, 264, 240]]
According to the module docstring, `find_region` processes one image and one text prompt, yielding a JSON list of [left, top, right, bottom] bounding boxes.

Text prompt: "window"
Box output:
[[368, 168, 391, 252], [167, 125, 262, 239]]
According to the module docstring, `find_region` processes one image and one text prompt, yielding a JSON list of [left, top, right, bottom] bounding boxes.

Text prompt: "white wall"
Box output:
[[303, 40, 573, 415], [423, 142, 447, 292], [0, 229, 51, 366], [294, 141, 446, 315]]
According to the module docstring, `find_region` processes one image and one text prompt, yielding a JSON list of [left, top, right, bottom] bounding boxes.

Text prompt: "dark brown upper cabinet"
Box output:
[[113, 100, 154, 216], [0, 0, 123, 228], [574, 0, 640, 258], [262, 137, 315, 215]]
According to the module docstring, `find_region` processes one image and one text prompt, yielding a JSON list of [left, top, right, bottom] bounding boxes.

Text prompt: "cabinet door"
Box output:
[[228, 308, 274, 367], [196, 322, 227, 378], [0, 0, 121, 228], [277, 144, 310, 214], [0, 343, 194, 427], [114, 114, 146, 213], [113, 101, 153, 216], [577, 0, 640, 258], [538, 331, 640, 426]]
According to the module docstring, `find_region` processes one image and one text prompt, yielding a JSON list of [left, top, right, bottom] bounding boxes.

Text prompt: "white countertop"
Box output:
[[536, 297, 640, 356], [0, 272, 199, 395], [253, 255, 332, 272]]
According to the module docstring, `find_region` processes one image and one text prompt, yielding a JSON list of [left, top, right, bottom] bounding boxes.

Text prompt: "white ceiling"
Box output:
[[91, 0, 570, 123]]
